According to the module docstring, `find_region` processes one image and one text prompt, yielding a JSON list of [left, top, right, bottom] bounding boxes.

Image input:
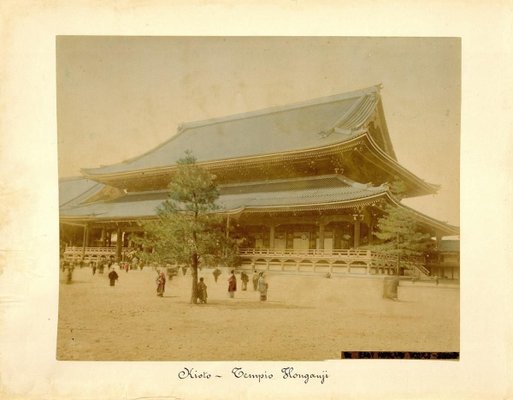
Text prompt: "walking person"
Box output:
[[156, 271, 166, 297], [197, 277, 208, 304], [252, 270, 259, 291], [257, 272, 268, 302], [108, 268, 119, 287], [228, 270, 237, 298]]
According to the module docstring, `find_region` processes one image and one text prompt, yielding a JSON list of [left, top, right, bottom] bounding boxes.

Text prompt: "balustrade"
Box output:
[[63, 245, 428, 277], [63, 246, 132, 262]]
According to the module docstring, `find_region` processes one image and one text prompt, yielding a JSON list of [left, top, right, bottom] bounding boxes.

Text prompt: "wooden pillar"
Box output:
[[116, 226, 122, 262], [353, 220, 361, 248], [369, 217, 375, 245], [269, 225, 275, 249], [318, 223, 325, 250], [435, 232, 442, 249], [85, 225, 90, 247], [333, 227, 340, 249], [82, 224, 89, 257], [100, 228, 106, 246], [226, 215, 230, 239]]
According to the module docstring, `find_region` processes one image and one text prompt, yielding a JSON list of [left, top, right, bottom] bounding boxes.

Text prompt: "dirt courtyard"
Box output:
[[57, 267, 459, 361]]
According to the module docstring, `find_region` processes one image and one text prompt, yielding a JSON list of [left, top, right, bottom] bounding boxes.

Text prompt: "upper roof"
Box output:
[[83, 85, 387, 177]]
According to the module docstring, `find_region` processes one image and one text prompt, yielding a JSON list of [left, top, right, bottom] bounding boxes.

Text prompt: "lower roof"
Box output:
[[59, 176, 105, 207], [59, 174, 459, 236], [60, 174, 387, 219]]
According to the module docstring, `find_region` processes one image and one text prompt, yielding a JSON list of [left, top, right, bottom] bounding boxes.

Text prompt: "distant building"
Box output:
[[60, 85, 459, 277]]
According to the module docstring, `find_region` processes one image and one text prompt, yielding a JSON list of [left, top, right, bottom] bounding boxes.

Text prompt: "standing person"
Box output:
[[156, 271, 166, 297], [108, 255, 115, 270], [257, 272, 268, 302], [108, 268, 119, 287], [228, 270, 237, 298], [213, 268, 221, 283], [197, 277, 208, 304], [131, 255, 139, 271], [241, 271, 249, 291], [65, 263, 74, 284], [92, 262, 97, 275], [252, 270, 259, 291], [98, 260, 105, 274]]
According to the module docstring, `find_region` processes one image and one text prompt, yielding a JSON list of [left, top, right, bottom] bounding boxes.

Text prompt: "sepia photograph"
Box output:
[[56, 36, 460, 361], [2, 1, 513, 399]]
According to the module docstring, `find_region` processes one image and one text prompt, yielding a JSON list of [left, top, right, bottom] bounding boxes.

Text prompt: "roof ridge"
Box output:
[[82, 84, 383, 176], [179, 85, 381, 132]]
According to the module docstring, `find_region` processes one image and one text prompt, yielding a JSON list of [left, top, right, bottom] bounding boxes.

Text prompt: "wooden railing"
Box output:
[[238, 248, 429, 277], [238, 248, 372, 257], [62, 246, 131, 262], [63, 246, 430, 277]]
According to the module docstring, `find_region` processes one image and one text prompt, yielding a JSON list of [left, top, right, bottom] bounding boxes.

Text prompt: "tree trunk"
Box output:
[[190, 252, 199, 304]]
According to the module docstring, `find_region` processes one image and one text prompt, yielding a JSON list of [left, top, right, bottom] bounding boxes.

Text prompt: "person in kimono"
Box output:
[[257, 272, 268, 302], [252, 270, 259, 291], [241, 271, 249, 291], [228, 270, 237, 298], [156, 271, 166, 297], [197, 277, 208, 304], [108, 268, 119, 287]]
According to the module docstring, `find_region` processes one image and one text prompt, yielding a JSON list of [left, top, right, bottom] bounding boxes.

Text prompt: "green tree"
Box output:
[[135, 151, 239, 303], [371, 181, 431, 272]]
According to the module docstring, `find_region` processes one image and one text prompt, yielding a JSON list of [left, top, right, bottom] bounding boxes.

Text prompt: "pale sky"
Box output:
[[57, 36, 460, 225]]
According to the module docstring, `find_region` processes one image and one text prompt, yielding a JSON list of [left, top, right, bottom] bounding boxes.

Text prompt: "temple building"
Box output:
[[59, 85, 459, 278]]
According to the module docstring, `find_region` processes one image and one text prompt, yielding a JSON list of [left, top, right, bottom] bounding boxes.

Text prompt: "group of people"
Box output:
[[228, 270, 268, 301], [153, 269, 268, 303], [75, 261, 266, 303], [155, 272, 208, 303], [91, 255, 119, 275]]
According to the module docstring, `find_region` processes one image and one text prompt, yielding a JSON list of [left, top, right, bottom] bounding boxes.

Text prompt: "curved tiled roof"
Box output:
[[60, 175, 388, 220], [83, 86, 384, 177], [59, 176, 105, 208]]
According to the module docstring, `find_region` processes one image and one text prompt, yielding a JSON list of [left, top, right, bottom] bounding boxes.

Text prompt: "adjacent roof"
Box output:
[[83, 85, 386, 177], [60, 174, 388, 220], [388, 196, 460, 236], [59, 176, 105, 208]]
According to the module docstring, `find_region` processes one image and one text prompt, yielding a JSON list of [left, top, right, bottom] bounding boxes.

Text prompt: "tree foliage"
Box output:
[[134, 151, 239, 303], [371, 180, 431, 260]]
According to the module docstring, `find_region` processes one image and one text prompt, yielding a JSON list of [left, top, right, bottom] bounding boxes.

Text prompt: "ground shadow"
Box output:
[[172, 299, 314, 310]]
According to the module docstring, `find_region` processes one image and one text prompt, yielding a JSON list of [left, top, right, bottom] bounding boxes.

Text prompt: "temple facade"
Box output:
[[59, 85, 459, 278]]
